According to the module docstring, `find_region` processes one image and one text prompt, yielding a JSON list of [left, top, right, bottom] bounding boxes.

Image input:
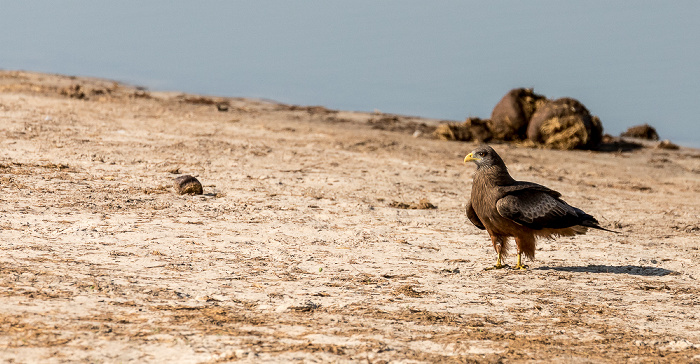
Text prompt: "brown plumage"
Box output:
[[464, 145, 614, 270]]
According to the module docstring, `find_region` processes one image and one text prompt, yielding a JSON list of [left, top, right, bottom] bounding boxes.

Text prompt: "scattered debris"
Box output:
[[434, 122, 472, 142], [414, 198, 437, 209], [58, 83, 121, 100], [671, 224, 699, 233], [174, 175, 203, 195], [289, 300, 321, 312], [369, 115, 401, 130], [657, 139, 680, 150], [389, 198, 437, 210], [287, 105, 337, 115], [434, 117, 492, 142], [60, 84, 86, 99], [388, 201, 411, 209], [393, 284, 428, 298], [366, 115, 436, 134], [178, 95, 220, 105], [132, 89, 151, 99]]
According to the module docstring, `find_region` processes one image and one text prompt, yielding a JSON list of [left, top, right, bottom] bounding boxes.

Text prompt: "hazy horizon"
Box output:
[[2, 1, 698, 147]]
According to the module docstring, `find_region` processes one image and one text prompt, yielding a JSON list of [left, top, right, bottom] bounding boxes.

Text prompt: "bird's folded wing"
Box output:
[[500, 181, 562, 198], [496, 190, 580, 230], [466, 201, 485, 230]]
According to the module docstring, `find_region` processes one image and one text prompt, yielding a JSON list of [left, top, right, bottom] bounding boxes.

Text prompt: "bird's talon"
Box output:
[[513, 264, 529, 270]]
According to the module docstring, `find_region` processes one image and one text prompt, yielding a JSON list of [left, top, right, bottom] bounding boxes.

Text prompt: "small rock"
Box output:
[[174, 175, 203, 195], [621, 124, 659, 140], [216, 103, 229, 112]]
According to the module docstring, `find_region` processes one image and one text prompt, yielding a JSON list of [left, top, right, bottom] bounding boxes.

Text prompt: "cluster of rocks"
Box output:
[[435, 88, 604, 150], [435, 88, 680, 151]]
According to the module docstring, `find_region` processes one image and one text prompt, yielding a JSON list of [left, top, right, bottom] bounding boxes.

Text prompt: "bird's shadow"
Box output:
[[535, 264, 676, 276]]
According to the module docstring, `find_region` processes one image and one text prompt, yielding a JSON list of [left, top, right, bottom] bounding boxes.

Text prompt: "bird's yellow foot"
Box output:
[[484, 255, 508, 270], [512, 253, 528, 270]]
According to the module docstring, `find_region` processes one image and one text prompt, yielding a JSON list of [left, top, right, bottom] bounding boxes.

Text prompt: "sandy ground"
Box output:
[[0, 70, 699, 363]]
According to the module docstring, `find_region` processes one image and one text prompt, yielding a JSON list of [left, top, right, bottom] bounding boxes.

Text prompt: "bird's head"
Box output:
[[464, 145, 504, 168]]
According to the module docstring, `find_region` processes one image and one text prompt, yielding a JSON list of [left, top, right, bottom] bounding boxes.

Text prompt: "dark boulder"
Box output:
[[489, 88, 547, 140], [527, 97, 603, 150]]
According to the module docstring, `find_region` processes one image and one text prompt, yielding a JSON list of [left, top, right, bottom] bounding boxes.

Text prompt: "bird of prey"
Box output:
[[463, 145, 614, 270]]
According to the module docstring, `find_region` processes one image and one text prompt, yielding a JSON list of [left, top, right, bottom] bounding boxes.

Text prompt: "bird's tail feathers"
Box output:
[[581, 220, 620, 234]]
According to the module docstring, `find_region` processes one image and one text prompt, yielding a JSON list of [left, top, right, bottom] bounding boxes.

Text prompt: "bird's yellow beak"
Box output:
[[464, 153, 478, 163]]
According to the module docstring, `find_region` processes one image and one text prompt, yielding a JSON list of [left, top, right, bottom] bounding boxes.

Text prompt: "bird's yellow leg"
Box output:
[[484, 254, 507, 270], [513, 252, 529, 270]]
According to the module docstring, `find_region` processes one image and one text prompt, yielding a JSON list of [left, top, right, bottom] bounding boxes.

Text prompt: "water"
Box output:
[[2, 1, 699, 147]]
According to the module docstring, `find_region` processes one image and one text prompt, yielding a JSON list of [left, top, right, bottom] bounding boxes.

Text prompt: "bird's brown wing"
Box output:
[[466, 200, 485, 230], [500, 181, 562, 198], [496, 189, 585, 230]]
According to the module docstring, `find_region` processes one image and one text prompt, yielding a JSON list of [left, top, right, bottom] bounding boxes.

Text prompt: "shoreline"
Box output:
[[4, 68, 697, 150]]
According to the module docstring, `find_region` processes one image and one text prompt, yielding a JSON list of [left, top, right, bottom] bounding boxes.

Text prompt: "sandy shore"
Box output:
[[1, 70, 699, 363]]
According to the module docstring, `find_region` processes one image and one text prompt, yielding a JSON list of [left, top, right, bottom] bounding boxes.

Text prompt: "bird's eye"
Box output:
[[478, 152, 486, 157]]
